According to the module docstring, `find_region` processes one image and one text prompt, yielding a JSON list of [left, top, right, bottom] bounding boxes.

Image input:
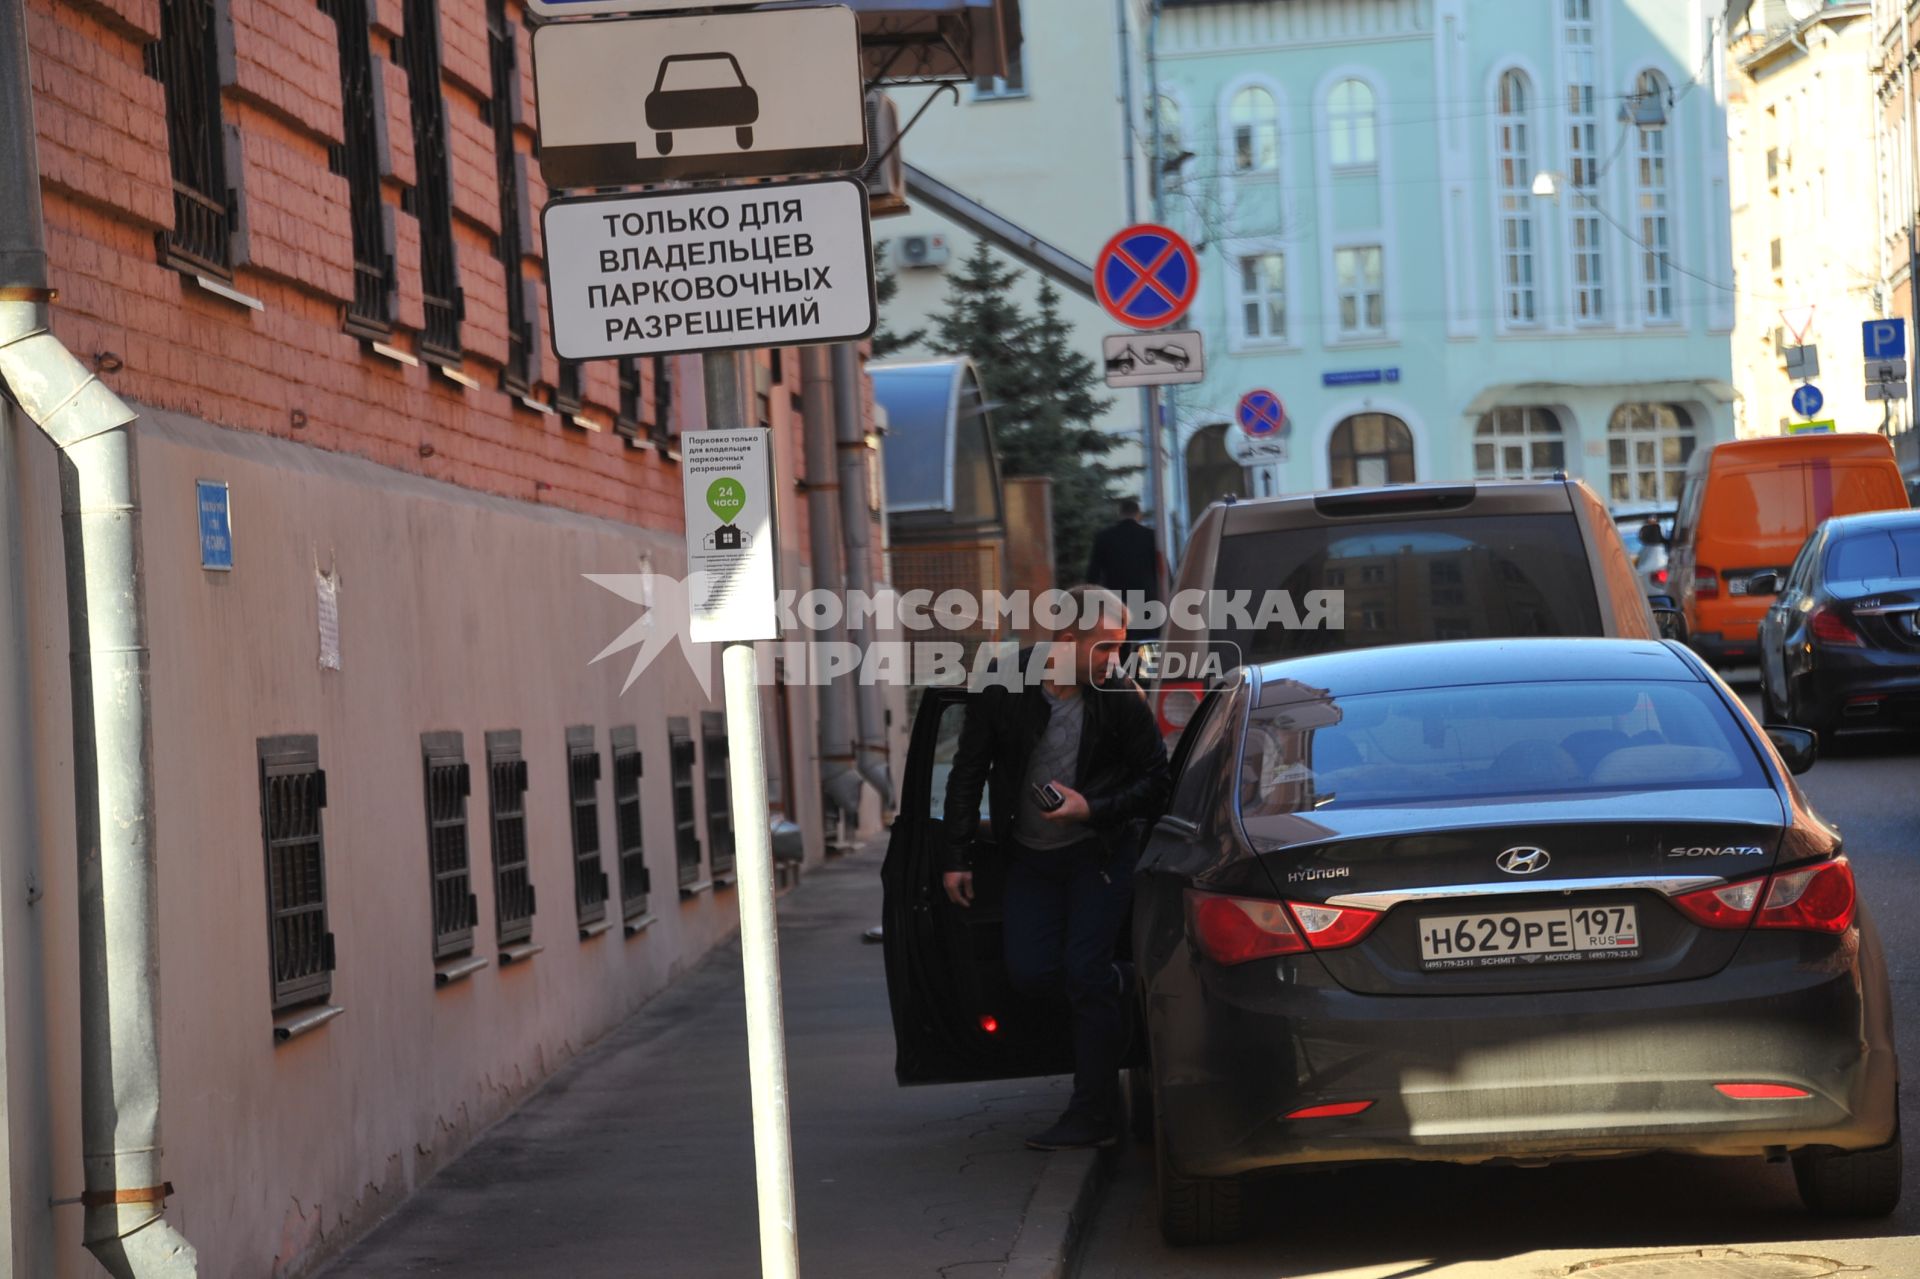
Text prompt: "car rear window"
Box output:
[[1239, 680, 1767, 820], [1827, 527, 1920, 581], [1211, 515, 1603, 663]]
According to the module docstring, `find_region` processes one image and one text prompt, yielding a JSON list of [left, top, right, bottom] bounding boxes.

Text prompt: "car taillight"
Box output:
[[1669, 859, 1855, 934], [1287, 900, 1385, 950], [1756, 859, 1856, 933], [1671, 876, 1764, 928], [1654, 568, 1668, 585], [1156, 681, 1203, 739], [1810, 606, 1863, 647], [1187, 891, 1305, 964], [1694, 568, 1719, 599], [1185, 892, 1383, 965], [1715, 1082, 1812, 1100]]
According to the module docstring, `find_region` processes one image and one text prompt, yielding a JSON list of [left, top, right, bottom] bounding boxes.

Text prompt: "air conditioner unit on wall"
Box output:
[[861, 91, 910, 218], [894, 234, 950, 269]]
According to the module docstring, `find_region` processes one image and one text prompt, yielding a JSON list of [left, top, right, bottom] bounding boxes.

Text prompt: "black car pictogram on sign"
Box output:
[[647, 53, 759, 156]]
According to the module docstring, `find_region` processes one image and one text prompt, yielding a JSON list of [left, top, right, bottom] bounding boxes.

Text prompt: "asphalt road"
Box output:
[[1077, 671, 1920, 1279]]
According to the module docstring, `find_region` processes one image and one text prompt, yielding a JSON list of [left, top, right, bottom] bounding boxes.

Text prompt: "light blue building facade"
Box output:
[[1152, 0, 1736, 539]]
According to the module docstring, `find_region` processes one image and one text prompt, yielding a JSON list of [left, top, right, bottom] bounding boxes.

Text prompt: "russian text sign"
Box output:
[[543, 179, 876, 360], [683, 429, 779, 644], [533, 7, 867, 188]]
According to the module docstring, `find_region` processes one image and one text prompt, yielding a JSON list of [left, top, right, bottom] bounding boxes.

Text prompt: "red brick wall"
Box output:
[[25, 0, 831, 544]]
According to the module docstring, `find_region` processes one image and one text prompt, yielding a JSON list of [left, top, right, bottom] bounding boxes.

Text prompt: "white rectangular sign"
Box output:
[[1227, 432, 1288, 464], [529, 0, 761, 18], [1868, 358, 1908, 383], [543, 179, 876, 360], [1866, 379, 1910, 402], [684, 429, 779, 644], [1103, 330, 1205, 389], [533, 6, 866, 189], [1784, 343, 1818, 380]]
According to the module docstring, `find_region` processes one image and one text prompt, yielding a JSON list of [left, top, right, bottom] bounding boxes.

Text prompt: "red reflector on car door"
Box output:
[[1286, 1100, 1375, 1119], [1715, 1083, 1811, 1100]]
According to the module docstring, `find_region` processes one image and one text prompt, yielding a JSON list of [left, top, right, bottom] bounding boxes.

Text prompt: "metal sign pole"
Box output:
[[703, 350, 800, 1279]]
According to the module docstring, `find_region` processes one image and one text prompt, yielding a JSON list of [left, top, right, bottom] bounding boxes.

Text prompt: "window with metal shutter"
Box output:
[[421, 732, 476, 960], [486, 730, 535, 945], [258, 736, 335, 1011], [668, 717, 703, 892], [567, 726, 609, 930], [701, 710, 735, 881], [611, 726, 650, 922]]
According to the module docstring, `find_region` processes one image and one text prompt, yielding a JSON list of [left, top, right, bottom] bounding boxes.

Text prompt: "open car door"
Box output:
[[881, 688, 1077, 1085]]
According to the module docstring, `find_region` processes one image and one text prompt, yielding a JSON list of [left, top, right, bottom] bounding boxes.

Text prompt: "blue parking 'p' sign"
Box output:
[[1863, 319, 1907, 362], [1095, 224, 1199, 331]]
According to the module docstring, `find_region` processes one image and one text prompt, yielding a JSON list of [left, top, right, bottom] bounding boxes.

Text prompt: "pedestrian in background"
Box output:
[[1085, 497, 1165, 644]]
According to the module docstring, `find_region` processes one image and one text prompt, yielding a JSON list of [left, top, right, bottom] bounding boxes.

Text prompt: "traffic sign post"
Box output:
[[1784, 344, 1819, 380], [1791, 383, 1824, 419], [1102, 329, 1204, 388], [1094, 224, 1198, 330], [533, 6, 867, 189], [543, 179, 876, 360], [1864, 319, 1907, 362]]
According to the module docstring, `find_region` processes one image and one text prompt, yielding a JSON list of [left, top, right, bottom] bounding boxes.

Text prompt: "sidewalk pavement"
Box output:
[[319, 839, 1103, 1279]]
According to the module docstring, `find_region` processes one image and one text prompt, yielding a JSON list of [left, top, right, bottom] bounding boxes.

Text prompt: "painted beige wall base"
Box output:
[[11, 406, 827, 1277]]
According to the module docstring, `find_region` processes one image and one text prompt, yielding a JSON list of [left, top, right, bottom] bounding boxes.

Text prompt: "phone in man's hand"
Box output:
[[1031, 782, 1065, 813]]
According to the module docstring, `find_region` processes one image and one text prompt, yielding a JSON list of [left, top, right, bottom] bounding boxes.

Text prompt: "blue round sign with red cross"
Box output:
[[1094, 223, 1199, 331], [1236, 389, 1285, 437]]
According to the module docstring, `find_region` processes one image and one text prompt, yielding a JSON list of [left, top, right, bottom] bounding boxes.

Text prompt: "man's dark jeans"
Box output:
[[1003, 837, 1132, 1120]]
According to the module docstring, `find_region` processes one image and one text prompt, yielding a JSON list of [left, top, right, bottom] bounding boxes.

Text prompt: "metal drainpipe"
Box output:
[[831, 344, 892, 809], [800, 347, 863, 835], [0, 0, 197, 1273]]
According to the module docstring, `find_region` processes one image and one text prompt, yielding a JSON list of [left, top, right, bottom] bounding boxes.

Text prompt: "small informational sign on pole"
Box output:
[[544, 179, 876, 361], [682, 428, 779, 644], [196, 479, 233, 571], [533, 6, 867, 189], [1102, 329, 1204, 388], [1784, 343, 1819, 380]]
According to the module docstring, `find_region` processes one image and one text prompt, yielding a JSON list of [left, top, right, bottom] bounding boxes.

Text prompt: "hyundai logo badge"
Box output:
[[1496, 846, 1551, 875]]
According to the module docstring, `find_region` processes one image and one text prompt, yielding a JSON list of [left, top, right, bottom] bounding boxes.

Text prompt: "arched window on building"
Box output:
[[1607, 403, 1694, 502], [1494, 69, 1537, 325], [1229, 86, 1278, 173], [1633, 69, 1675, 322], [1185, 424, 1245, 515], [1474, 407, 1564, 480], [1328, 413, 1414, 488], [1328, 79, 1376, 167]]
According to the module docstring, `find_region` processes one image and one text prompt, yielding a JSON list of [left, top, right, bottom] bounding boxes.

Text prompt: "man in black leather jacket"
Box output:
[[940, 586, 1170, 1149]]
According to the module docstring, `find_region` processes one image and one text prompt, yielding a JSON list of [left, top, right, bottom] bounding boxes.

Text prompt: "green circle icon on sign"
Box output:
[[707, 477, 746, 525]]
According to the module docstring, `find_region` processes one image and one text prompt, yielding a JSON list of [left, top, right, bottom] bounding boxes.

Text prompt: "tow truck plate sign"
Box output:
[[542, 179, 876, 361]]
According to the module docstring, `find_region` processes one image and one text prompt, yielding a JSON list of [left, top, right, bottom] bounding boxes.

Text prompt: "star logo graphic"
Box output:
[[583, 572, 714, 698]]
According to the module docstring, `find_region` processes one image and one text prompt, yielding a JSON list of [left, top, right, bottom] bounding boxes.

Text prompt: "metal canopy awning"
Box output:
[[839, 0, 1021, 84]]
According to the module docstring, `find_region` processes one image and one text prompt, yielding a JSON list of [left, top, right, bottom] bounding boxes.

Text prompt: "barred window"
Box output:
[[486, 730, 535, 946], [258, 736, 335, 1011], [487, 0, 533, 391], [555, 361, 583, 416], [611, 726, 651, 922], [403, 0, 462, 363], [702, 711, 735, 881], [149, 0, 235, 277], [668, 716, 703, 891], [615, 360, 643, 442], [567, 726, 609, 930], [324, 0, 394, 335], [421, 732, 476, 961], [653, 355, 676, 449]]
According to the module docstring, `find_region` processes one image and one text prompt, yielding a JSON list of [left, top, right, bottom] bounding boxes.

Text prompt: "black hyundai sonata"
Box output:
[[880, 638, 1899, 1248]]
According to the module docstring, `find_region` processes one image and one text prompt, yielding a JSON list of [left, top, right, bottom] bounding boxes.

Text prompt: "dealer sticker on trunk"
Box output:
[[1419, 905, 1641, 970]]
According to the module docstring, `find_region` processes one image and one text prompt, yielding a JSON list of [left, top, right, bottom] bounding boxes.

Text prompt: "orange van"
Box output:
[[1669, 433, 1910, 664]]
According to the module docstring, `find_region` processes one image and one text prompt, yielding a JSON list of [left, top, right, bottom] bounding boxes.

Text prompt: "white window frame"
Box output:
[[1491, 66, 1539, 329], [1225, 82, 1279, 175], [1560, 0, 1606, 324], [1473, 406, 1565, 480], [1222, 235, 1295, 353], [1606, 402, 1696, 504], [1632, 69, 1676, 324], [1332, 244, 1386, 339], [1327, 78, 1376, 169]]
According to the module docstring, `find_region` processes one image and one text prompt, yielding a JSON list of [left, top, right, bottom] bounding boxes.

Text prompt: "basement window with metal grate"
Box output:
[[148, 0, 237, 278], [611, 726, 651, 924], [258, 736, 336, 1012], [486, 730, 535, 949], [701, 711, 735, 881], [421, 732, 477, 963], [668, 717, 704, 893], [567, 726, 610, 934]]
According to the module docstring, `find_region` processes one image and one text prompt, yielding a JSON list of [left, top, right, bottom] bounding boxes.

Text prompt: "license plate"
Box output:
[[1727, 578, 1749, 595], [1418, 905, 1640, 970]]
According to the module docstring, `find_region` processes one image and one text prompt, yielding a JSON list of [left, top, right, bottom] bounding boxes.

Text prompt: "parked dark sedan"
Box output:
[[1758, 509, 1920, 737], [881, 639, 1898, 1247]]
